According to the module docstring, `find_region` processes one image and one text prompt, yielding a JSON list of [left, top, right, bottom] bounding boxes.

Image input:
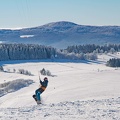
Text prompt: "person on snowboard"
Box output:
[[33, 77, 48, 104]]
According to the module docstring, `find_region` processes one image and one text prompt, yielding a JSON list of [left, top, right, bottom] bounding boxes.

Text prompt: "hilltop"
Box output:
[[0, 21, 120, 48]]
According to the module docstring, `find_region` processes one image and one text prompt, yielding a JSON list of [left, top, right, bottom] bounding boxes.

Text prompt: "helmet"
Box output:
[[44, 77, 48, 81]]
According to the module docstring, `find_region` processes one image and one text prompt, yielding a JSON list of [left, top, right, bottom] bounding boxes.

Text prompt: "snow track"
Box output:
[[0, 97, 120, 120]]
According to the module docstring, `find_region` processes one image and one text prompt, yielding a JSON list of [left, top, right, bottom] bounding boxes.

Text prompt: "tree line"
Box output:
[[0, 43, 119, 61], [65, 44, 120, 54], [0, 43, 99, 61], [106, 58, 120, 67], [0, 44, 56, 61]]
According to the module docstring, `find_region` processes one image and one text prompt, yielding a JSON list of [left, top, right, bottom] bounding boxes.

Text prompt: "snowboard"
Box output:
[[33, 94, 37, 102], [32, 94, 41, 105]]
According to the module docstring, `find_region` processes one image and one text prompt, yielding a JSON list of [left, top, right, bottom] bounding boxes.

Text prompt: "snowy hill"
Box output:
[[0, 53, 120, 119], [0, 21, 120, 48]]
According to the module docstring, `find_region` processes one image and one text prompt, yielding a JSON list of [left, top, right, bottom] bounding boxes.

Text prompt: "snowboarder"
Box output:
[[33, 77, 48, 104]]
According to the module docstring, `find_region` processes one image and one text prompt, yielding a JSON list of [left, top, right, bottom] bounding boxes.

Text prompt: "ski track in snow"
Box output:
[[0, 97, 120, 120]]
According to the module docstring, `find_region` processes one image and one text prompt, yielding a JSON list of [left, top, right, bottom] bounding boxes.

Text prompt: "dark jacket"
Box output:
[[39, 80, 48, 93], [40, 80, 48, 88]]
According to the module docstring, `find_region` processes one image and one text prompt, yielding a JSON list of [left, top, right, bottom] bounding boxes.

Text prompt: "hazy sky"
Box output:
[[0, 0, 120, 28]]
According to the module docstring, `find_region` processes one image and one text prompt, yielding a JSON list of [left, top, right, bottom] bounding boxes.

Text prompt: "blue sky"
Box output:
[[0, 0, 120, 28]]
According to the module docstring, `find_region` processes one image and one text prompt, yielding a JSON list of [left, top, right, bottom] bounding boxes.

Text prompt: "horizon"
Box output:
[[0, 0, 120, 29]]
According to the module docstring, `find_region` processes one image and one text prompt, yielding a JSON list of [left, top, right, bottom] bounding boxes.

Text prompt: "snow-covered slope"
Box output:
[[0, 53, 120, 119]]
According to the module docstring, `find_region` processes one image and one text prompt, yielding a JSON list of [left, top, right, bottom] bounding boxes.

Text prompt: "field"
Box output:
[[0, 53, 120, 120]]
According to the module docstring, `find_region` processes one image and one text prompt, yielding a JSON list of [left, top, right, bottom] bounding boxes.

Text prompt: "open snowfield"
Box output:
[[0, 53, 120, 120]]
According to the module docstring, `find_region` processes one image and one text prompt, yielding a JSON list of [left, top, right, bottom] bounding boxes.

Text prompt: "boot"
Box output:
[[37, 100, 41, 104]]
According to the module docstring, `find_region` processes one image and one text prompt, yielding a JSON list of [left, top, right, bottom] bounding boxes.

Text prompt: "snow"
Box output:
[[0, 53, 120, 120], [20, 35, 34, 38], [0, 27, 27, 30]]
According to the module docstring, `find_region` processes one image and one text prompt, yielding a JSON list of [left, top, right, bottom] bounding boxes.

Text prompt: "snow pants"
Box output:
[[35, 89, 41, 101]]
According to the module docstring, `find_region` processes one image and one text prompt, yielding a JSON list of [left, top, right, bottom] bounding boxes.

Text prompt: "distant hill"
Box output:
[[0, 21, 120, 48]]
